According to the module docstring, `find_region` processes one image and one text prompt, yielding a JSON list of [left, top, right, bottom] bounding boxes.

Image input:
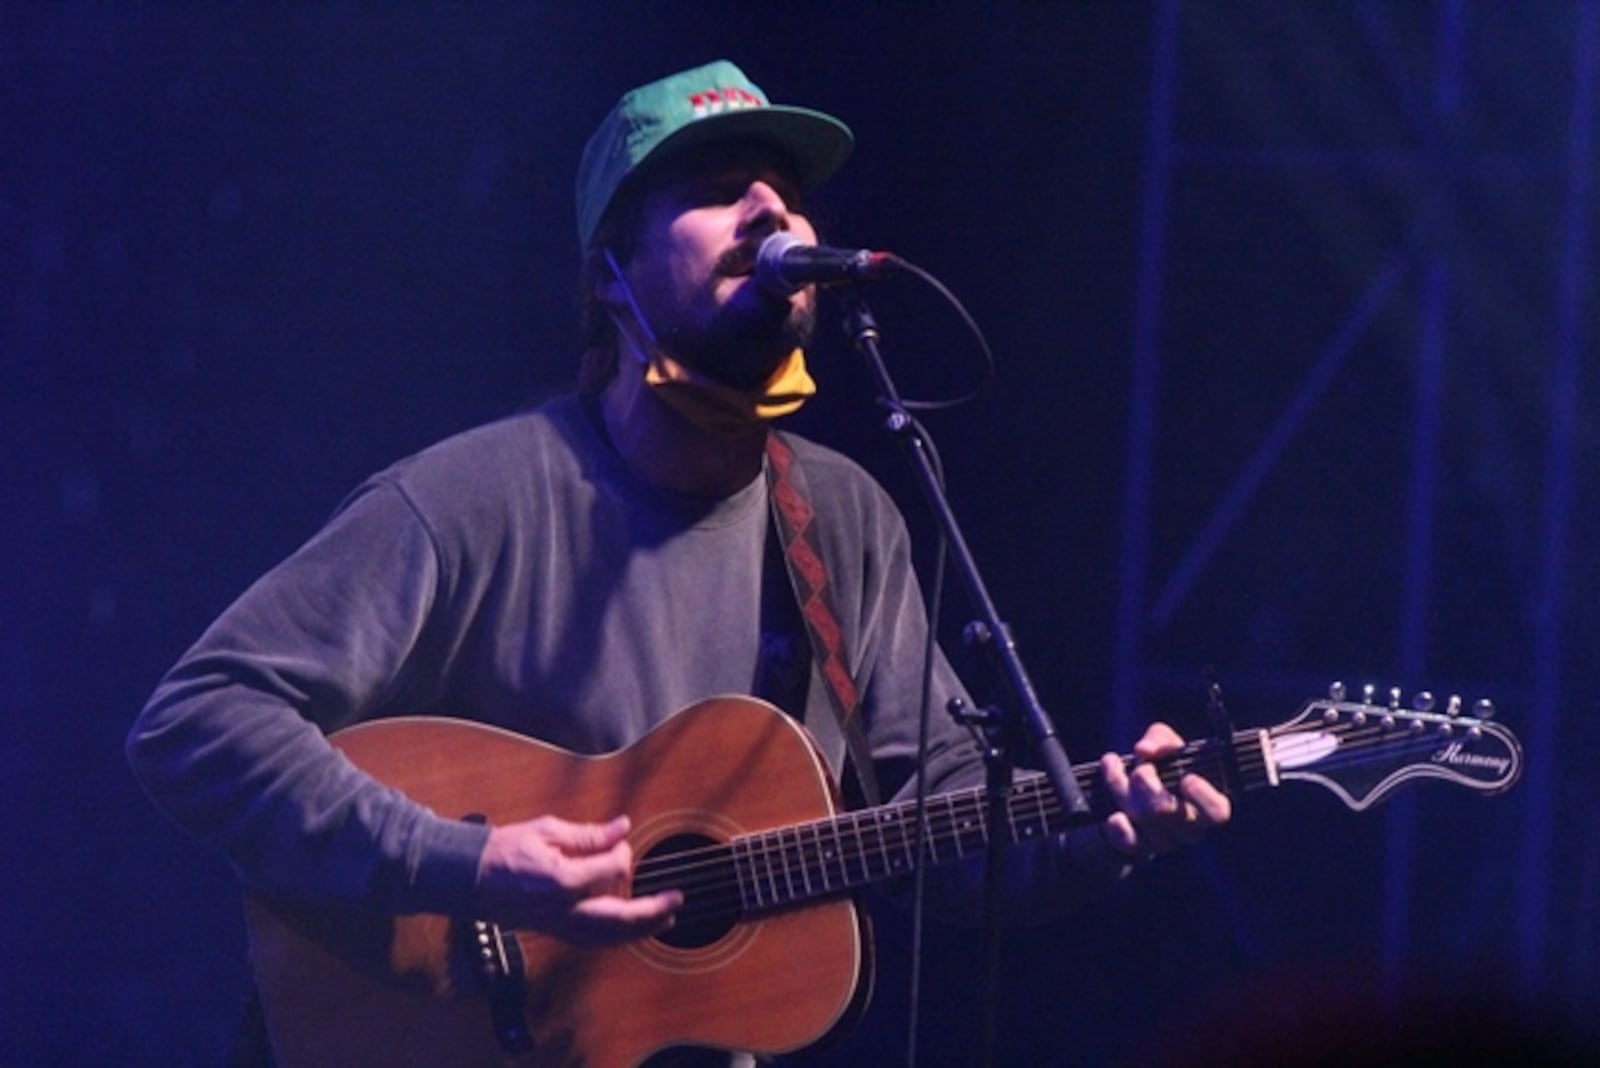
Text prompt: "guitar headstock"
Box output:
[[1264, 682, 1523, 811]]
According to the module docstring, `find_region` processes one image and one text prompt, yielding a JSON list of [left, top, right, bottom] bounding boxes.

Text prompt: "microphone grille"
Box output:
[[755, 231, 810, 296]]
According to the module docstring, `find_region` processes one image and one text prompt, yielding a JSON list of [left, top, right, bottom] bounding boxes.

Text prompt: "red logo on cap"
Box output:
[[689, 86, 764, 118]]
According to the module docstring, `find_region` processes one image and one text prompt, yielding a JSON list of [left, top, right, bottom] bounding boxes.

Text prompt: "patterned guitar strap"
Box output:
[[764, 431, 882, 808]]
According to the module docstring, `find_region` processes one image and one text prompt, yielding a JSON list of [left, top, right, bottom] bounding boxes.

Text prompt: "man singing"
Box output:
[[128, 60, 1229, 1065]]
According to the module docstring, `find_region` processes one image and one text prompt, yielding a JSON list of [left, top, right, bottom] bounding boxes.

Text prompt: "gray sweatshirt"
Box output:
[[127, 394, 1006, 917]]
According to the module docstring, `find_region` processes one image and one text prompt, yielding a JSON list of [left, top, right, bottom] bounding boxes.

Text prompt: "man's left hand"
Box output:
[[1100, 722, 1231, 861]]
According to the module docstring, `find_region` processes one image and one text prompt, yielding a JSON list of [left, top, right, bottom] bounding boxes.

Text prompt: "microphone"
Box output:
[[755, 232, 896, 296]]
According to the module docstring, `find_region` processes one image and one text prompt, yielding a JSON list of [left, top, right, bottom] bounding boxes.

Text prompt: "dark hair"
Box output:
[[574, 178, 648, 395]]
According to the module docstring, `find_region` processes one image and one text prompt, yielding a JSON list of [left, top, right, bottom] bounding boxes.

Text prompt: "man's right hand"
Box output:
[[474, 815, 682, 944]]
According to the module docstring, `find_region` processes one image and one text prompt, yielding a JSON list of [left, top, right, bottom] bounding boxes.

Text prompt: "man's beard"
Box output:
[[659, 285, 817, 390]]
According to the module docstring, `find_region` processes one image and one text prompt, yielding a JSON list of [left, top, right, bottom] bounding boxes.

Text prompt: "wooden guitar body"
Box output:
[[245, 697, 870, 1067]]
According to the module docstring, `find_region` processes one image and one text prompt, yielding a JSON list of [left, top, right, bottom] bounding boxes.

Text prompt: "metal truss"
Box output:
[[1111, 0, 1595, 1009]]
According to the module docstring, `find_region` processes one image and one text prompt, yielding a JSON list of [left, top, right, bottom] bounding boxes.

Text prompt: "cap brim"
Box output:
[[632, 104, 855, 198]]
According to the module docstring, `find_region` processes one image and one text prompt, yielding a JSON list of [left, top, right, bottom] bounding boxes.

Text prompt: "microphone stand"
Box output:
[[842, 294, 1091, 1065]]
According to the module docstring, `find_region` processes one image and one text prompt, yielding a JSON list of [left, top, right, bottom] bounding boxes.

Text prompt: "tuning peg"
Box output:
[[1389, 687, 1402, 710], [1473, 698, 1496, 721], [1328, 681, 1347, 701], [1447, 694, 1463, 717], [1414, 691, 1436, 712], [1362, 683, 1377, 706]]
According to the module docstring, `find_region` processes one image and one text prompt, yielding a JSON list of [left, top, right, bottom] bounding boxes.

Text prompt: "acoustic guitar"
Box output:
[[245, 687, 1521, 1066]]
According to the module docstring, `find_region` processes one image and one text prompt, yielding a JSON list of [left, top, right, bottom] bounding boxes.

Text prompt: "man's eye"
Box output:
[[675, 176, 804, 211], [773, 187, 805, 211], [705, 181, 746, 205], [670, 178, 742, 207]]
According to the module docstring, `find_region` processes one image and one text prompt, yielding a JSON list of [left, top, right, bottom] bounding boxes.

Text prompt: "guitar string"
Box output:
[[635, 714, 1488, 890], [631, 718, 1509, 925], [647, 720, 1478, 887], [643, 763, 1270, 922], [633, 721, 1495, 917]]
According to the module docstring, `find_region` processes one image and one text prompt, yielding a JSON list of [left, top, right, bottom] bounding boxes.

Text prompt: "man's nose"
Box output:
[[738, 180, 791, 230]]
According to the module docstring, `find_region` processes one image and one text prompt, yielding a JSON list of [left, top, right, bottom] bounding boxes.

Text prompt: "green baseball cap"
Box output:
[[575, 59, 854, 249]]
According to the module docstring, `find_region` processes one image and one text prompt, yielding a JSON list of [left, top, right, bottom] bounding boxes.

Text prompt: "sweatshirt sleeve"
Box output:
[[125, 479, 489, 915]]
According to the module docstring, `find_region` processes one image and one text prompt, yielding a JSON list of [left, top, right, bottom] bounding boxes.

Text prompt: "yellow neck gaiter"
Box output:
[[641, 346, 815, 432]]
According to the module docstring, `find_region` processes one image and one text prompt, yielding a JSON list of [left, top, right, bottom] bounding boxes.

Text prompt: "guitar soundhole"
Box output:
[[642, 833, 736, 950]]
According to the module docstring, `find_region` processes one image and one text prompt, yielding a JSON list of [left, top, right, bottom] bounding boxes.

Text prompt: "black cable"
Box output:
[[874, 254, 996, 412]]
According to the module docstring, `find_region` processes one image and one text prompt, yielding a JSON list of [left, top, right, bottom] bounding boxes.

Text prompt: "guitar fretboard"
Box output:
[[634, 700, 1520, 924], [634, 736, 1242, 919]]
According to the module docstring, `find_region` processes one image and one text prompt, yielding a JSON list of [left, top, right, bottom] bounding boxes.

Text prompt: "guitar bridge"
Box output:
[[459, 813, 533, 1057]]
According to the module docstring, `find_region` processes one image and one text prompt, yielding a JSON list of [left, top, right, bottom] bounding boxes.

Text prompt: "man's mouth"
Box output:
[[717, 244, 759, 278]]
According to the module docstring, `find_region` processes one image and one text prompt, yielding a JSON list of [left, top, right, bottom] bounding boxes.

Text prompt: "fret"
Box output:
[[871, 810, 892, 878], [794, 825, 815, 899], [756, 835, 776, 910], [921, 806, 939, 865], [776, 827, 797, 905], [895, 809, 916, 872], [732, 837, 760, 911], [822, 820, 842, 889], [760, 833, 781, 906], [856, 815, 873, 884], [805, 821, 829, 895], [874, 811, 893, 875], [943, 793, 965, 860], [969, 792, 988, 852], [786, 827, 805, 902], [846, 810, 869, 886], [758, 830, 780, 906], [1235, 730, 1267, 790], [1029, 789, 1043, 836], [1028, 779, 1049, 840], [827, 816, 848, 889]]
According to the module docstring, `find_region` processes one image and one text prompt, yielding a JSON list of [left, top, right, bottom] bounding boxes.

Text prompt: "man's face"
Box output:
[[612, 144, 821, 389]]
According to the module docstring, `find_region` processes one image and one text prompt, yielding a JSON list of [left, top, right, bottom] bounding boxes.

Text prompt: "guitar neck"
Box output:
[[637, 735, 1243, 917], [642, 697, 1521, 916]]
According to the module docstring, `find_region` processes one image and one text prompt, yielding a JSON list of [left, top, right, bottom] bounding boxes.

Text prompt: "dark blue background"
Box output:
[[7, 3, 1598, 1063]]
